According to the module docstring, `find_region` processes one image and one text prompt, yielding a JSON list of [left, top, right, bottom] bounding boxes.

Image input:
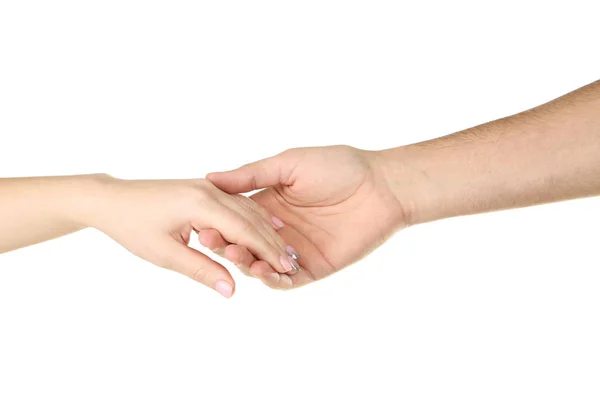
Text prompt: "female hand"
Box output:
[[81, 176, 297, 297]]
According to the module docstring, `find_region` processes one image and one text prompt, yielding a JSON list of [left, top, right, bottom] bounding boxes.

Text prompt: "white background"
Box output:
[[1, 1, 599, 399]]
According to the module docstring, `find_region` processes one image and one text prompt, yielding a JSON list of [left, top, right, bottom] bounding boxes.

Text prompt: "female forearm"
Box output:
[[380, 80, 600, 225], [0, 175, 101, 253]]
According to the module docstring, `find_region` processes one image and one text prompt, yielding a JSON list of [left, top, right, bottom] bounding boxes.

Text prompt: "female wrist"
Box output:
[[67, 174, 119, 230]]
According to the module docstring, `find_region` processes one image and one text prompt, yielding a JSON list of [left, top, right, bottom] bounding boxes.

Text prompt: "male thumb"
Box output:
[[206, 151, 294, 194]]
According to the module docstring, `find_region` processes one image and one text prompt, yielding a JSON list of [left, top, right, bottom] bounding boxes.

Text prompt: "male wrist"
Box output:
[[374, 146, 424, 227], [375, 144, 458, 226]]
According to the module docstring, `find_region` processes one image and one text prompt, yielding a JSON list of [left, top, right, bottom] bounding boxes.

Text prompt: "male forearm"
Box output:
[[378, 80, 600, 225], [0, 175, 104, 253]]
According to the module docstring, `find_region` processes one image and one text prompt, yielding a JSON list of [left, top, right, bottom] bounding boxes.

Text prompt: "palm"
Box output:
[[250, 146, 405, 285]]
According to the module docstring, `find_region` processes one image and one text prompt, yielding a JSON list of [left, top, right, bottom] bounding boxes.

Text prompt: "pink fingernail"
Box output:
[[215, 280, 233, 298], [280, 255, 293, 272], [271, 216, 285, 229], [286, 245, 300, 260]]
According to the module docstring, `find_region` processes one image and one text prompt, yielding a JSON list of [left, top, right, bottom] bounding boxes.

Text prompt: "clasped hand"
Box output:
[[92, 146, 405, 297]]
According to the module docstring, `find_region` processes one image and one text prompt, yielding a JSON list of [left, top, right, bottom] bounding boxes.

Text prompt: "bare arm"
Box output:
[[204, 79, 600, 290], [0, 175, 95, 253], [380, 80, 600, 225], [0, 175, 294, 297]]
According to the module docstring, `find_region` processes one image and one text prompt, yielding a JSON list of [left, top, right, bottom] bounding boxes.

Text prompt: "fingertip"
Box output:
[[163, 240, 236, 295], [214, 279, 235, 298], [205, 172, 220, 181]]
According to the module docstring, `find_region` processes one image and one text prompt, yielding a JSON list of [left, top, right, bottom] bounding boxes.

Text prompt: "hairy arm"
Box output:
[[380, 80, 600, 225], [201, 80, 600, 290]]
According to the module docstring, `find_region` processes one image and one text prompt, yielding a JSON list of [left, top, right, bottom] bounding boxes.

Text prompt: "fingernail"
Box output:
[[280, 255, 293, 272], [288, 257, 301, 273], [215, 280, 233, 298], [271, 216, 285, 229], [286, 245, 300, 260]]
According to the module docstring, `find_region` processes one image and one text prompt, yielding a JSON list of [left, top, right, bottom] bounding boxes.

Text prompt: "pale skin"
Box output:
[[2, 81, 598, 295], [202, 79, 600, 290], [0, 176, 300, 298]]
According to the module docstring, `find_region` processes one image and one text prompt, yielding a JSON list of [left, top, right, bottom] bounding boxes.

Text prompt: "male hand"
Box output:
[[201, 146, 407, 289]]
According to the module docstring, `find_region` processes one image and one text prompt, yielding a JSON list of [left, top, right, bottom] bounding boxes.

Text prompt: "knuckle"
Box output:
[[233, 195, 256, 213], [192, 266, 210, 283], [239, 218, 256, 234], [177, 188, 211, 212], [231, 251, 246, 264]]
